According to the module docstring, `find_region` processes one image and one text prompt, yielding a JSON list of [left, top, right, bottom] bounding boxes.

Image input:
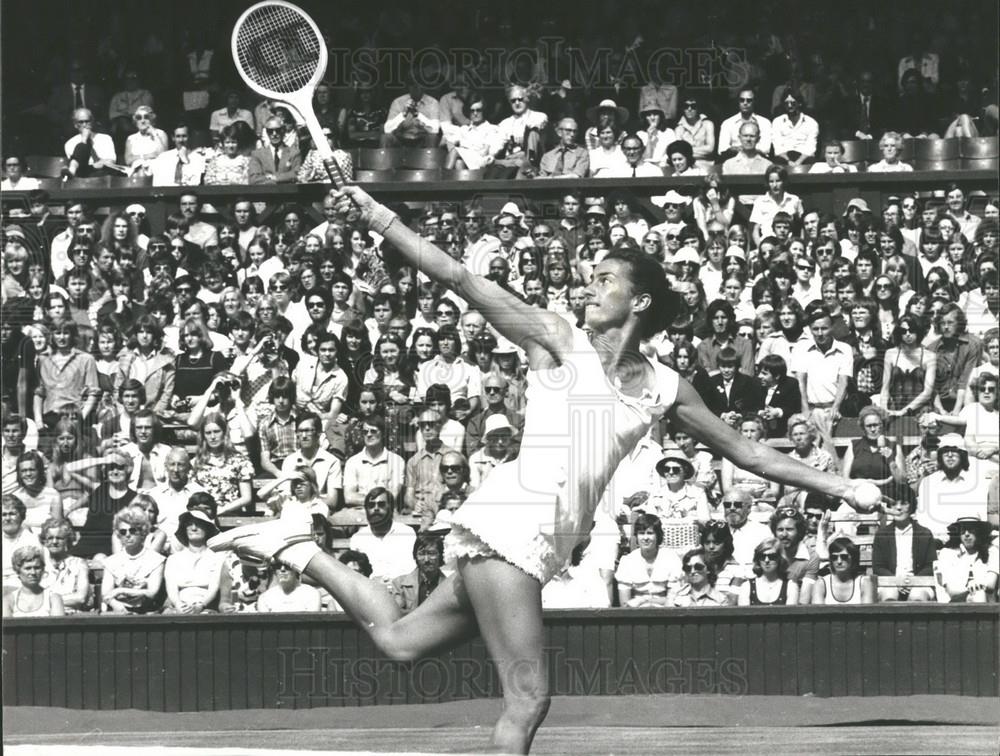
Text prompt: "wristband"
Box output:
[[369, 204, 398, 236]]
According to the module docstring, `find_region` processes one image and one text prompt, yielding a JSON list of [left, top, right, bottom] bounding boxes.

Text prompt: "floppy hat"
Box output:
[[586, 98, 630, 126]]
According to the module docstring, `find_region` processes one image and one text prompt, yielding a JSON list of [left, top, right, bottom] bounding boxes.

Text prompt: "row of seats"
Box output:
[[839, 136, 1000, 171]]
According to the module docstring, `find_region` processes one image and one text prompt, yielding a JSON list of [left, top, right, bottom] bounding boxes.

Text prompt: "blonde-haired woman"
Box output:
[[124, 105, 168, 175], [867, 132, 913, 173]]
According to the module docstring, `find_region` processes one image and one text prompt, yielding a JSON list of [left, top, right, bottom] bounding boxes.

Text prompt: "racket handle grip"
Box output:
[[322, 157, 348, 188]]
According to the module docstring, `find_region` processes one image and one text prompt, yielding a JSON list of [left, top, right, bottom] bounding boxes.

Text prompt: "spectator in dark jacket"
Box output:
[[872, 482, 937, 602]]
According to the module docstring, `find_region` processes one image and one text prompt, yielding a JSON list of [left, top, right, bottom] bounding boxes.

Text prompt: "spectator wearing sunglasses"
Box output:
[[673, 95, 716, 172], [63, 108, 118, 179], [124, 105, 168, 176], [249, 116, 303, 184], [672, 546, 729, 606], [737, 537, 798, 606], [812, 537, 875, 604], [769, 506, 820, 603]]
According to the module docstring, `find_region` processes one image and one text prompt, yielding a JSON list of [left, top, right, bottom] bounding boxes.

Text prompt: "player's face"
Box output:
[[583, 259, 638, 332]]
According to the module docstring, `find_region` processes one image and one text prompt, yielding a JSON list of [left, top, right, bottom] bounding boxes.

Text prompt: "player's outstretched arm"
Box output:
[[669, 379, 870, 509], [334, 185, 573, 355]]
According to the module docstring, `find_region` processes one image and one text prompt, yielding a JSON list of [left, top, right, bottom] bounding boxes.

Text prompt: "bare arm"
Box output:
[[670, 379, 855, 504], [334, 186, 574, 362]]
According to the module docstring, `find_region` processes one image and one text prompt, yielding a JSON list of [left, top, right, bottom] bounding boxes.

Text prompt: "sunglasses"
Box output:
[[484, 386, 503, 394], [660, 465, 684, 474], [682, 563, 707, 573], [683, 102, 697, 108], [796, 265, 814, 272], [135, 115, 151, 122], [759, 552, 780, 562], [876, 283, 893, 289], [116, 527, 139, 536], [436, 309, 455, 316], [107, 464, 127, 471], [777, 508, 799, 518], [498, 223, 516, 230], [265, 127, 283, 134], [721, 501, 745, 510], [307, 301, 326, 308], [830, 553, 851, 562], [509, 97, 526, 103], [804, 511, 824, 520], [739, 97, 754, 103], [270, 284, 288, 291], [440, 464, 463, 473]]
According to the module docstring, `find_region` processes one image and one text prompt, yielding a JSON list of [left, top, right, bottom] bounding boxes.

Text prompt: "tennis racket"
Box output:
[[232, 0, 348, 187]]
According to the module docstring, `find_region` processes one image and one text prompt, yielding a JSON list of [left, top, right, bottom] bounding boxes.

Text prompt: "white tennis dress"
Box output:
[[446, 328, 679, 583]]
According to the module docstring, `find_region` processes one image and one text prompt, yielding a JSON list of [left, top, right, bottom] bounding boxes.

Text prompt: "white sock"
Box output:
[[277, 541, 321, 573]]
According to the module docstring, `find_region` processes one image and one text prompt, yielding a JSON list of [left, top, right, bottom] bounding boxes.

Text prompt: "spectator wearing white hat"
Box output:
[[469, 414, 516, 489], [917, 433, 996, 543]]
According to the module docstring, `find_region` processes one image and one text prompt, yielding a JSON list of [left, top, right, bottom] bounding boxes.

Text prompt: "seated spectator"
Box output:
[[811, 536, 875, 604], [722, 121, 773, 175], [534, 118, 588, 178], [635, 97, 675, 168], [343, 82, 386, 147], [342, 416, 405, 509], [37, 517, 90, 612], [1, 155, 40, 191], [643, 445, 712, 535], [382, 74, 441, 148], [867, 131, 914, 173], [770, 506, 821, 603], [782, 414, 837, 503], [737, 537, 799, 606], [771, 88, 818, 166], [468, 415, 516, 489], [12, 450, 62, 532], [702, 348, 762, 428], [673, 95, 716, 171], [750, 166, 803, 245], [348, 487, 416, 585], [668, 427, 718, 495], [209, 90, 254, 135], [587, 122, 627, 177], [419, 450, 472, 528], [808, 140, 858, 174], [204, 124, 250, 186], [164, 506, 224, 614], [442, 94, 503, 171], [758, 354, 802, 438], [2, 543, 64, 617], [63, 108, 118, 178], [256, 559, 321, 612], [615, 514, 681, 607], [931, 372, 999, 464], [596, 133, 662, 178], [917, 433, 995, 542], [906, 411, 942, 489], [250, 116, 303, 185], [936, 517, 998, 602], [699, 520, 744, 603], [842, 406, 905, 492], [70, 450, 137, 558], [722, 489, 773, 568], [124, 106, 168, 176], [2, 494, 41, 591], [118, 493, 169, 556], [665, 139, 703, 177], [390, 533, 446, 613], [872, 483, 937, 602], [672, 546, 729, 606], [721, 417, 780, 503], [101, 505, 165, 613], [296, 127, 353, 183], [191, 412, 254, 516], [150, 123, 208, 187]]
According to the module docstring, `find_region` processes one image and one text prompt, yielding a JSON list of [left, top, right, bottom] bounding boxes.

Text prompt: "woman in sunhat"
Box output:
[[636, 98, 675, 169], [936, 517, 998, 603], [164, 493, 225, 614]]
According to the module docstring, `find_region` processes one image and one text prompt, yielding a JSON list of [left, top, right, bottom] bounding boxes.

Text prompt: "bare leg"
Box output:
[[301, 551, 478, 660], [460, 556, 550, 755]]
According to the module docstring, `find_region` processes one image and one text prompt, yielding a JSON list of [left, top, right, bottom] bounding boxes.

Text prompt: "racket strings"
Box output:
[[235, 5, 320, 94]]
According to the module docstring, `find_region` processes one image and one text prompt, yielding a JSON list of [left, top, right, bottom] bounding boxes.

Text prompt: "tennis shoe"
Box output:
[[208, 517, 313, 566]]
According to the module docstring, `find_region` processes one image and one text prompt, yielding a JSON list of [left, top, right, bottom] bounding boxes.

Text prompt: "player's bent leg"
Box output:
[[304, 553, 479, 661], [460, 556, 550, 755]]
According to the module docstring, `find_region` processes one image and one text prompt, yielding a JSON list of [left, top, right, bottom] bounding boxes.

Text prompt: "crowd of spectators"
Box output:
[[0, 1, 998, 617], [1, 165, 998, 614], [2, 2, 998, 186]]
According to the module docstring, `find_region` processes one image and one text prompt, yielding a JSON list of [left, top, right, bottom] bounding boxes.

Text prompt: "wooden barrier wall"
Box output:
[[3, 605, 997, 711]]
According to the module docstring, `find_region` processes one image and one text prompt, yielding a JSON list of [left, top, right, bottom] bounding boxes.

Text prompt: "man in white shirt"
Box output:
[[442, 95, 502, 170], [342, 417, 405, 509], [63, 108, 117, 178], [945, 184, 982, 242], [495, 85, 548, 171], [917, 435, 994, 542], [382, 75, 441, 147], [209, 91, 255, 134], [721, 121, 773, 175], [150, 124, 207, 187], [771, 89, 819, 167], [149, 448, 206, 548], [348, 487, 416, 584], [281, 412, 342, 511], [594, 134, 663, 178], [718, 88, 772, 158], [791, 307, 853, 429]]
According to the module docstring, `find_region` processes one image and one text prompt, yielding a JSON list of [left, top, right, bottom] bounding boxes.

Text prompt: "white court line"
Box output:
[[5, 748, 467, 756]]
